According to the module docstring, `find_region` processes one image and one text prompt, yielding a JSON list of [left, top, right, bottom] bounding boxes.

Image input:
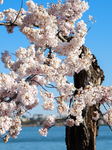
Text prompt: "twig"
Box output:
[[98, 109, 112, 131], [45, 84, 57, 88], [12, 0, 23, 24], [56, 31, 67, 42], [0, 95, 8, 102], [87, 26, 91, 33], [69, 97, 73, 109], [33, 23, 39, 28], [0, 22, 39, 28], [0, 22, 17, 26], [83, 26, 91, 37], [25, 74, 37, 82], [31, 79, 47, 91], [40, 45, 49, 52], [7, 93, 18, 103], [25, 110, 31, 116], [103, 99, 111, 108], [102, 103, 108, 111]]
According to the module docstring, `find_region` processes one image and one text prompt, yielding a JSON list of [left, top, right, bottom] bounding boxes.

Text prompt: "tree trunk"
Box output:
[[66, 45, 105, 150]]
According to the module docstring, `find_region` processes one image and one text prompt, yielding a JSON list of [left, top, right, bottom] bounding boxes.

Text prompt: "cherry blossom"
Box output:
[[0, 12, 4, 21], [57, 101, 69, 116], [0, 0, 112, 141], [66, 118, 75, 127], [103, 108, 112, 126], [39, 116, 55, 137], [39, 128, 48, 137], [92, 111, 100, 121], [0, 0, 3, 4]]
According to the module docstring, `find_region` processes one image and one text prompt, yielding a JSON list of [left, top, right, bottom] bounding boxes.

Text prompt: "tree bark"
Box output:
[[66, 45, 105, 150]]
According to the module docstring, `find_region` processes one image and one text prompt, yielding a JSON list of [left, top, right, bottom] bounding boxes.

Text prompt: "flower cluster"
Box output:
[[57, 101, 69, 116], [9, 116, 22, 139], [48, 0, 89, 36], [0, 12, 4, 21], [0, 116, 12, 135], [39, 116, 55, 137], [74, 85, 112, 106], [17, 79, 38, 106], [0, 101, 16, 117], [70, 100, 85, 125], [92, 111, 100, 121], [66, 118, 75, 127], [40, 91, 55, 111], [103, 108, 112, 126]]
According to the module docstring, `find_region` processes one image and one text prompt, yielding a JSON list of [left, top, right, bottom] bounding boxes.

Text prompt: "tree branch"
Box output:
[[45, 84, 57, 88], [0, 22, 18, 26], [31, 79, 48, 91], [12, 0, 23, 24], [56, 31, 67, 42], [7, 93, 18, 103], [98, 109, 112, 131]]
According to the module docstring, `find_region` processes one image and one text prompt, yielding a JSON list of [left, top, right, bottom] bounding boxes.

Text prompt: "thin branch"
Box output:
[[69, 97, 73, 109], [47, 47, 52, 59], [7, 93, 18, 103], [106, 102, 111, 108], [87, 26, 91, 32], [25, 110, 31, 116], [85, 17, 95, 25], [82, 26, 91, 37], [0, 22, 17, 26], [0, 96, 8, 102], [56, 31, 67, 42], [12, 0, 23, 24], [102, 103, 108, 111], [33, 23, 39, 28], [45, 84, 57, 88], [10, 52, 15, 56], [98, 109, 112, 131], [103, 99, 111, 108], [25, 74, 37, 82], [0, 22, 39, 28], [40, 45, 49, 52], [54, 97, 61, 103], [31, 79, 48, 91]]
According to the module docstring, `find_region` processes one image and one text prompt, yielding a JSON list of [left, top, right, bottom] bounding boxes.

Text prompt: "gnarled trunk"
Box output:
[[66, 45, 104, 150]]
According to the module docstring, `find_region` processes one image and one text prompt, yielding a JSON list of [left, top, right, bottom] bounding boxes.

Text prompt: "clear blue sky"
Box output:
[[0, 0, 112, 116]]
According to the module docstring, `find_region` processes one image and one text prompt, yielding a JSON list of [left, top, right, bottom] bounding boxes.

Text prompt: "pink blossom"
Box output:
[[43, 116, 55, 128], [103, 108, 112, 126], [89, 15, 93, 21], [0, 0, 3, 4], [9, 117, 22, 139], [57, 101, 69, 116], [39, 128, 48, 137], [66, 119, 75, 127], [0, 12, 4, 21], [1, 0, 112, 142], [75, 116, 84, 126], [92, 111, 100, 121]]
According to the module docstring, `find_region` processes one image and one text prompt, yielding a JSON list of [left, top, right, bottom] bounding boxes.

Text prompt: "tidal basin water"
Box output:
[[0, 126, 112, 150]]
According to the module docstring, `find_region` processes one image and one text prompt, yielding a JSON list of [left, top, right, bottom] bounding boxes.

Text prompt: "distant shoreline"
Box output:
[[21, 124, 107, 127]]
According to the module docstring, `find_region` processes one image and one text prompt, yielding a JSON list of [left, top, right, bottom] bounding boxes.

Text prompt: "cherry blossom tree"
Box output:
[[0, 0, 112, 149]]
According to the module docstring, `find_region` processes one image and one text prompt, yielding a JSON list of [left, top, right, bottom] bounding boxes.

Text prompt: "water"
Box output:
[[0, 126, 66, 150], [96, 126, 112, 150], [0, 126, 112, 150]]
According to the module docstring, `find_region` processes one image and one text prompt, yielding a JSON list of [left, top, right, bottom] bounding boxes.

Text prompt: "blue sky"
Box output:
[[0, 0, 112, 116]]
